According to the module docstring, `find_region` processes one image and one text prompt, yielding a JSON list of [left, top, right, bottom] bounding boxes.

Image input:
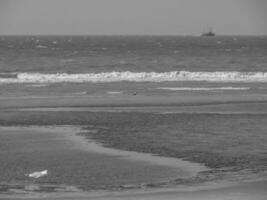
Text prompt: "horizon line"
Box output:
[[0, 33, 266, 37]]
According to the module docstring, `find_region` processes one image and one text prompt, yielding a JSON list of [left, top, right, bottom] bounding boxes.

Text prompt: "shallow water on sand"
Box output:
[[0, 126, 207, 194], [17, 101, 267, 114]]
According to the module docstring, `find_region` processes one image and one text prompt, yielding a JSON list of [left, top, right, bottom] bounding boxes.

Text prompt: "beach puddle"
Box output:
[[66, 127, 208, 178], [0, 126, 208, 194]]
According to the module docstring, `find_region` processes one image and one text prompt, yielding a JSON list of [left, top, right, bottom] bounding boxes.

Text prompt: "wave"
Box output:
[[157, 87, 250, 91], [1, 71, 267, 84], [0, 73, 18, 78]]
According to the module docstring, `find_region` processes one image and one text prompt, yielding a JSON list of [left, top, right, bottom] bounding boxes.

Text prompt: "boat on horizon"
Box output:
[[201, 27, 216, 37]]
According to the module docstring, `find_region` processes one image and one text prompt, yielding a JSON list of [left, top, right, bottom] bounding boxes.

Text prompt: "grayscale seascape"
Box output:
[[0, 35, 267, 200], [0, 1, 267, 200]]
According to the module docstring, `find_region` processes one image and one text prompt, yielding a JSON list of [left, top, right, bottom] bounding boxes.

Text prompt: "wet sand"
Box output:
[[17, 101, 267, 114], [1, 93, 267, 110], [0, 93, 267, 199], [0, 126, 206, 194], [1, 180, 266, 200]]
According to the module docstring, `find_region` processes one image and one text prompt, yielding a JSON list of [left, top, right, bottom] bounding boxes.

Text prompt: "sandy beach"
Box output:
[[1, 179, 267, 200], [0, 92, 267, 199]]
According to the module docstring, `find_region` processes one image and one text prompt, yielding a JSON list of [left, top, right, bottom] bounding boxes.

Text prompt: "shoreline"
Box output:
[[1, 179, 267, 200], [0, 126, 208, 194], [0, 94, 267, 199], [1, 93, 267, 108], [0, 125, 266, 190]]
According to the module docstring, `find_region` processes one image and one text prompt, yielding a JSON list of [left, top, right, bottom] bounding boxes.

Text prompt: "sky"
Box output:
[[0, 0, 266, 35]]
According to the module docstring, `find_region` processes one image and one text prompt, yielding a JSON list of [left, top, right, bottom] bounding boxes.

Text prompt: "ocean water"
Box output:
[[0, 35, 267, 96]]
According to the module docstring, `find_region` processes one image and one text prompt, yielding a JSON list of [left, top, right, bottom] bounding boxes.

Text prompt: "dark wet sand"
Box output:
[[1, 180, 267, 200], [1, 93, 267, 109], [17, 102, 267, 114], [0, 93, 267, 199]]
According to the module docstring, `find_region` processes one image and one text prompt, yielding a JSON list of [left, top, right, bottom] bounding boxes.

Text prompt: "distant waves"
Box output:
[[157, 87, 250, 91], [1, 71, 267, 84]]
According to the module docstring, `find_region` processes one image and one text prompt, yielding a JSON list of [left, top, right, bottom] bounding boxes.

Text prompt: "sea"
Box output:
[[1, 36, 267, 195], [0, 35, 267, 94]]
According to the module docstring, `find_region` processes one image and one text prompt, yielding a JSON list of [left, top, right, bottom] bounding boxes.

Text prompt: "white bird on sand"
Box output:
[[27, 170, 48, 178]]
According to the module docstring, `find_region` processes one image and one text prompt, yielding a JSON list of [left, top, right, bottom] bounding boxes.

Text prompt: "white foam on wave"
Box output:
[[36, 45, 47, 49], [1, 71, 267, 84], [107, 91, 123, 94], [26, 84, 50, 88], [157, 87, 250, 91]]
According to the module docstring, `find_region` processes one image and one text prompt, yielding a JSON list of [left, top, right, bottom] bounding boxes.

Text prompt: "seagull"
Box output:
[[27, 170, 48, 178]]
